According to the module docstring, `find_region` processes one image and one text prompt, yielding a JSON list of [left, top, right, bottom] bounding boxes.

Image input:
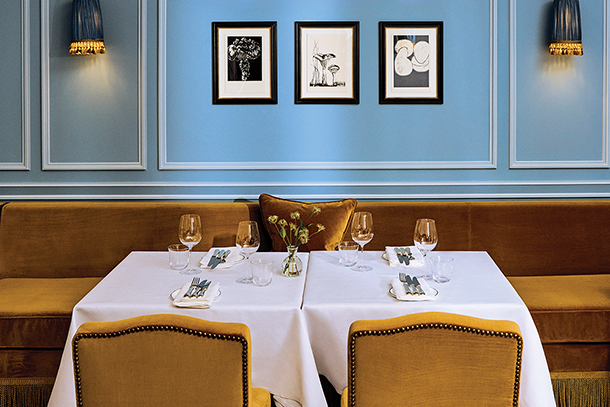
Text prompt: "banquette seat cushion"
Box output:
[[508, 275, 610, 372], [0, 278, 101, 377]]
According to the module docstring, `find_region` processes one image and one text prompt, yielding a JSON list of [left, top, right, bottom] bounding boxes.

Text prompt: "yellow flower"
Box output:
[[298, 229, 309, 244], [266, 207, 324, 250]]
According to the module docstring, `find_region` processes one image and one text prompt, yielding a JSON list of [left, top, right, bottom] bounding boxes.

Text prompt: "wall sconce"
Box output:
[[549, 0, 583, 55], [69, 0, 106, 55]]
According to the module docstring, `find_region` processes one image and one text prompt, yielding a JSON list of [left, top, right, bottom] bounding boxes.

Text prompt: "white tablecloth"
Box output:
[[302, 250, 556, 407], [47, 251, 326, 407], [48, 250, 556, 407]]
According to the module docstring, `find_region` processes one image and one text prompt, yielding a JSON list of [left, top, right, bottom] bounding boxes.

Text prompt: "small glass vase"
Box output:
[[282, 245, 303, 277]]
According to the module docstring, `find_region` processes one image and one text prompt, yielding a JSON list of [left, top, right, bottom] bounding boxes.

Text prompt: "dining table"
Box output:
[[47, 249, 556, 407], [46, 251, 326, 407], [303, 250, 556, 407]]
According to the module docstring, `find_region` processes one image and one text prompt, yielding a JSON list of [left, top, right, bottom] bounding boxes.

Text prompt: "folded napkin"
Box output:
[[385, 246, 424, 267], [172, 281, 220, 308], [199, 247, 242, 269], [391, 277, 437, 301]]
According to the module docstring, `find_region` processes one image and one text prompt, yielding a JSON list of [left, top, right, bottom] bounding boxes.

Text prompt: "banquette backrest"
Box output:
[[353, 200, 610, 277], [0, 202, 271, 279], [1, 200, 609, 279]]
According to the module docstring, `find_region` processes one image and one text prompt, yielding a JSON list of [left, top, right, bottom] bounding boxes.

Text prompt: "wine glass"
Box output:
[[413, 218, 438, 279], [235, 221, 260, 284], [351, 212, 374, 272], [178, 214, 202, 275]]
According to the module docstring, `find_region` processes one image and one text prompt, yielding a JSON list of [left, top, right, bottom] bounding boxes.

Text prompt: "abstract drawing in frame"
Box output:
[[295, 21, 359, 104], [379, 21, 443, 104], [212, 22, 277, 104]]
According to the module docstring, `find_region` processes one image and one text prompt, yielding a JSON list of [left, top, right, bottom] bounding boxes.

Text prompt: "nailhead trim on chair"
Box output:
[[72, 324, 250, 407], [347, 322, 523, 407]]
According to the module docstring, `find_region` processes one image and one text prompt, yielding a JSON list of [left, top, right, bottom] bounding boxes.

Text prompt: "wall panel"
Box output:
[[41, 0, 146, 170], [159, 0, 497, 170], [0, 0, 30, 170], [510, 0, 609, 168]]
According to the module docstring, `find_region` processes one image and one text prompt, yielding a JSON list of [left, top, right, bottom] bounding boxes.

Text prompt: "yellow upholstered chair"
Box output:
[[341, 312, 523, 407], [72, 314, 271, 407]]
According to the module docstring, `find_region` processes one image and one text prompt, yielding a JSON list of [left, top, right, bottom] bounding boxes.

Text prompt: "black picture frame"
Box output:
[[212, 22, 277, 104], [295, 21, 359, 104], [379, 21, 443, 104]]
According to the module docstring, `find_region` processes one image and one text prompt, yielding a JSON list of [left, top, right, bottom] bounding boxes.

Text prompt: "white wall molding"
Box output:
[[3, 192, 610, 201], [4, 180, 610, 188], [509, 0, 610, 169], [158, 0, 498, 171], [2, 179, 610, 201], [0, 0, 30, 171], [41, 0, 147, 171]]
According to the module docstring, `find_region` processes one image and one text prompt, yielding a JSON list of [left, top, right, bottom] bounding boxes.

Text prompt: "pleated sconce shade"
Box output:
[[549, 0, 583, 55], [69, 0, 106, 55]]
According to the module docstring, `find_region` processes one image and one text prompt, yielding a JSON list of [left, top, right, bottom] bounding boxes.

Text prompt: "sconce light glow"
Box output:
[[69, 0, 106, 55], [549, 0, 583, 55]]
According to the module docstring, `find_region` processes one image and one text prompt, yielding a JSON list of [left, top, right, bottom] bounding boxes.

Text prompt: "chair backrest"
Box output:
[[72, 314, 254, 407], [345, 312, 522, 407]]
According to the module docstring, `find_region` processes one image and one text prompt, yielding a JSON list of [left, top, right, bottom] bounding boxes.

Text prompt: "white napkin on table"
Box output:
[[385, 246, 424, 267], [391, 277, 437, 301], [199, 247, 241, 269], [171, 281, 220, 308]]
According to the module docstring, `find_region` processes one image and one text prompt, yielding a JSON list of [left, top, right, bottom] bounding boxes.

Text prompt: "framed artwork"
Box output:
[[212, 22, 277, 104], [379, 21, 443, 104], [295, 21, 359, 104]]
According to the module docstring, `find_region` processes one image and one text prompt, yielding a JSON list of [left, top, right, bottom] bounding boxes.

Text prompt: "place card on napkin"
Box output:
[[172, 281, 220, 308], [199, 247, 241, 269], [390, 277, 437, 301], [385, 246, 424, 267]]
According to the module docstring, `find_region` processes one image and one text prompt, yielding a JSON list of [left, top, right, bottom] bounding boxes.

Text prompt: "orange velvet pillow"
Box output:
[[258, 194, 358, 251]]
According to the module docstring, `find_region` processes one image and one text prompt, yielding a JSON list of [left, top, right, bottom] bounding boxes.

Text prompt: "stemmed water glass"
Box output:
[[235, 221, 260, 284], [178, 214, 202, 275], [351, 212, 374, 272], [413, 218, 438, 279]]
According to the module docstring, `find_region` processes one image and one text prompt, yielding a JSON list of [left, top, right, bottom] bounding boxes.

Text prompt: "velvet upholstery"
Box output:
[[259, 194, 358, 251], [508, 274, 610, 373], [1, 199, 610, 386], [0, 277, 101, 378], [508, 275, 610, 343], [469, 200, 610, 277], [349, 202, 471, 251], [0, 350, 63, 378], [340, 312, 522, 407], [0, 202, 270, 279], [0, 278, 101, 348], [72, 314, 271, 407]]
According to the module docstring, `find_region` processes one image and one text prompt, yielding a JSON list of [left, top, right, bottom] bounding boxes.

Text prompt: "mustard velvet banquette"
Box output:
[[0, 198, 609, 406]]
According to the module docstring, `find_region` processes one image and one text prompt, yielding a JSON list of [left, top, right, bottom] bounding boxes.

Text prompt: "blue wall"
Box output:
[[0, 0, 608, 200]]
